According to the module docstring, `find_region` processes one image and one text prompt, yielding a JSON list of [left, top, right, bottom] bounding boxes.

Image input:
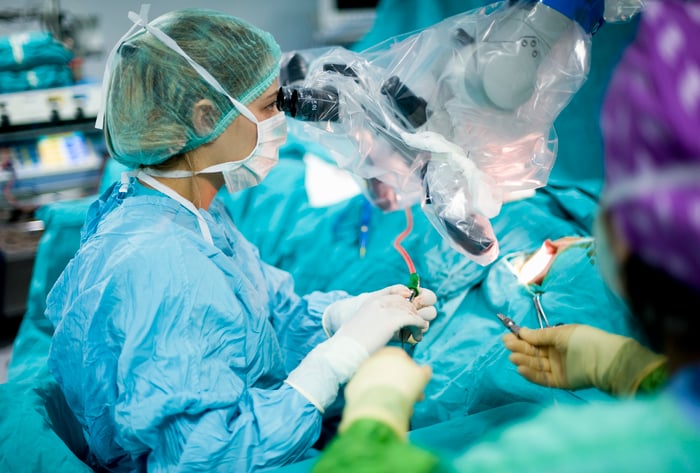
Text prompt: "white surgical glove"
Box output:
[[286, 292, 429, 412], [322, 285, 437, 341]]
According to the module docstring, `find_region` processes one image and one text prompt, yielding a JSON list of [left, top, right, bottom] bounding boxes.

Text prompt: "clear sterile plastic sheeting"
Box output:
[[605, 0, 646, 22], [278, 0, 640, 264]]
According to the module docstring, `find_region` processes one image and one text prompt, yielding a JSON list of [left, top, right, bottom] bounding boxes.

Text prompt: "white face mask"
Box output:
[[196, 111, 287, 193]]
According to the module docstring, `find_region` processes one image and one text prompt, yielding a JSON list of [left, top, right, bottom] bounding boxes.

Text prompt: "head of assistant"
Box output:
[[595, 0, 700, 364], [101, 8, 287, 207]]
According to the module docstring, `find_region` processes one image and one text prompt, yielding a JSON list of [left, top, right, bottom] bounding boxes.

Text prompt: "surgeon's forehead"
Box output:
[[251, 81, 279, 102]]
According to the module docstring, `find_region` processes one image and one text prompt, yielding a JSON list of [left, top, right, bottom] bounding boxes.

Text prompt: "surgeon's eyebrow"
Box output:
[[261, 89, 278, 102]]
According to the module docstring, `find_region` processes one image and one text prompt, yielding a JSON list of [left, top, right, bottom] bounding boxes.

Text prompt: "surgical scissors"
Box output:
[[496, 313, 522, 337]]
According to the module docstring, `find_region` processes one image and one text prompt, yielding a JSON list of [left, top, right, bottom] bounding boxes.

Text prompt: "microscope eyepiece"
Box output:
[[276, 86, 340, 122]]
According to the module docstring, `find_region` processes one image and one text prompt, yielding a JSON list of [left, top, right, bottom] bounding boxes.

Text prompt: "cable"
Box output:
[[394, 207, 419, 349], [393, 206, 416, 274]]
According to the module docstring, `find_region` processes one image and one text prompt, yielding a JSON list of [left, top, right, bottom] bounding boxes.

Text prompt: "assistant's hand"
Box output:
[[504, 324, 667, 396], [322, 285, 437, 340], [503, 325, 576, 389], [340, 347, 432, 438]]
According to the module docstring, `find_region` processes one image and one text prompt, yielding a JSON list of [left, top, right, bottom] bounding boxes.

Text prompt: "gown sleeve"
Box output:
[[259, 259, 350, 372]]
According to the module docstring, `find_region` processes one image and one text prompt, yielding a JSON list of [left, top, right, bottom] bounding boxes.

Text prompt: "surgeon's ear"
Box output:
[[192, 99, 217, 135]]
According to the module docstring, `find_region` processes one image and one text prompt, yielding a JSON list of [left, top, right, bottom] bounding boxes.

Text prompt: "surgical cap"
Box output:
[[601, 0, 700, 290], [103, 9, 281, 167]]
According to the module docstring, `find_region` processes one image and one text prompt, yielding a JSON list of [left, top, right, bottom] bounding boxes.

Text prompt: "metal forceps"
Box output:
[[533, 293, 550, 328]]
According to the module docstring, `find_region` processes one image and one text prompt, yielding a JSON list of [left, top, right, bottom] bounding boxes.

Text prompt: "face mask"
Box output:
[[196, 111, 287, 193]]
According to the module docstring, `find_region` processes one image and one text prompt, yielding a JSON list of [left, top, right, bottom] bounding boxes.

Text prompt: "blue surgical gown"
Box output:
[[46, 178, 348, 472]]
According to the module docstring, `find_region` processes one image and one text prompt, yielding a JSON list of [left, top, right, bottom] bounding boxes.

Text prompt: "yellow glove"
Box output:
[[504, 324, 667, 396], [339, 347, 432, 438]]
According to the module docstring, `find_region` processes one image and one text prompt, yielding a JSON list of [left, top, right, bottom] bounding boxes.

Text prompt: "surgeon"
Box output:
[[312, 1, 700, 471], [44, 7, 438, 472]]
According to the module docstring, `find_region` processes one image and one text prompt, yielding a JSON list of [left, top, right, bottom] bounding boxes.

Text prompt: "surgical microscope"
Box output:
[[276, 0, 644, 265]]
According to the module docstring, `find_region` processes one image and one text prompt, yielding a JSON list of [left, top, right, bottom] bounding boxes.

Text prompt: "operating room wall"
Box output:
[[55, 0, 322, 82]]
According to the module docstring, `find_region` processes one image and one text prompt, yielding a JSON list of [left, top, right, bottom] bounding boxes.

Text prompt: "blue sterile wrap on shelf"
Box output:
[[0, 31, 74, 92], [0, 31, 73, 71], [0, 64, 74, 93]]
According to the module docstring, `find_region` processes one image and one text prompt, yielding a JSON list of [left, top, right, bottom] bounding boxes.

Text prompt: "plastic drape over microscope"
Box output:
[[278, 0, 644, 265]]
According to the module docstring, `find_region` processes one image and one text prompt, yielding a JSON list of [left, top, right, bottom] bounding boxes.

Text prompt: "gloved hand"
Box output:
[[322, 284, 437, 342], [334, 292, 432, 354], [339, 347, 432, 438], [286, 292, 431, 412], [504, 324, 668, 396]]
